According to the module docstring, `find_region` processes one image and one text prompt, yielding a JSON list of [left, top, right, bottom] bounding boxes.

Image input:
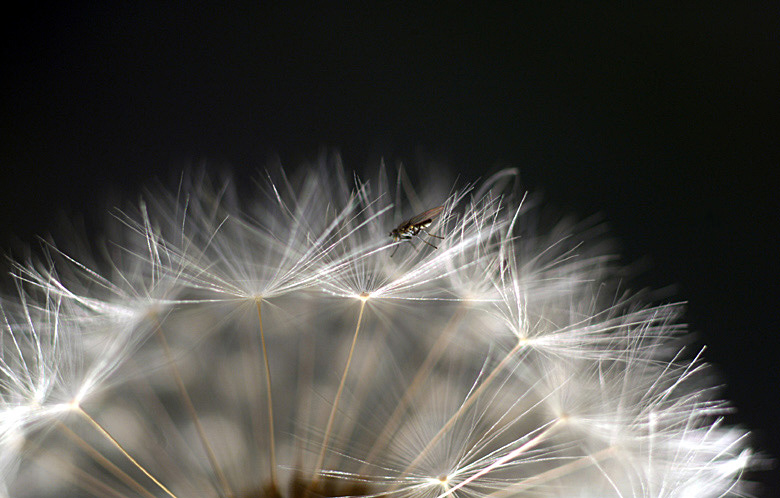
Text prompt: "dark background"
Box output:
[[1, 3, 778, 494]]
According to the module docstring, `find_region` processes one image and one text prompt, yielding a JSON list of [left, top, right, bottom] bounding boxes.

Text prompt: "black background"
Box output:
[[2, 4, 778, 495]]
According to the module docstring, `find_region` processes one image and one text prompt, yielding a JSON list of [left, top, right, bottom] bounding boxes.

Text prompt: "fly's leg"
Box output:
[[422, 229, 444, 240], [419, 237, 438, 249]]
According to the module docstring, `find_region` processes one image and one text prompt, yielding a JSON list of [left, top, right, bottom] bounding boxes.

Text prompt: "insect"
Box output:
[[389, 206, 445, 257]]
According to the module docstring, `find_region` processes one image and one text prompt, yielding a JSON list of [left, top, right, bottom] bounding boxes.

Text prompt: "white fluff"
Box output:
[[0, 158, 753, 497]]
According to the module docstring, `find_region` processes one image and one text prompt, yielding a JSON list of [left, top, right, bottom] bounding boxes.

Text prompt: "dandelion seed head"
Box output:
[[0, 157, 756, 498]]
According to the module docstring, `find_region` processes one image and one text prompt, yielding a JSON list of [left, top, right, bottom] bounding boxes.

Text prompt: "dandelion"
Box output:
[[0, 156, 754, 498]]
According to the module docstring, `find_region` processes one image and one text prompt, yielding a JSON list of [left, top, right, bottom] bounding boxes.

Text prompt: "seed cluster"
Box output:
[[0, 163, 753, 498]]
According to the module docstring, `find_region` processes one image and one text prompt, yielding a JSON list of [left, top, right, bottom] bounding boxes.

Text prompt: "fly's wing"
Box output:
[[406, 206, 444, 226]]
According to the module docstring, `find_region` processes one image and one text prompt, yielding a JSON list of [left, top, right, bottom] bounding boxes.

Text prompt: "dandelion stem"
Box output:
[[401, 341, 525, 478], [154, 322, 234, 498], [296, 329, 316, 464], [332, 320, 392, 468], [44, 451, 132, 498], [57, 421, 157, 498], [363, 303, 469, 469], [312, 298, 367, 481], [486, 446, 617, 498], [76, 406, 179, 498], [436, 418, 564, 498], [256, 298, 279, 489], [127, 365, 207, 498], [242, 326, 268, 473]]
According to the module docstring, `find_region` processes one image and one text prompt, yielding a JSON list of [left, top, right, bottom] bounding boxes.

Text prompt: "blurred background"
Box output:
[[1, 3, 777, 494]]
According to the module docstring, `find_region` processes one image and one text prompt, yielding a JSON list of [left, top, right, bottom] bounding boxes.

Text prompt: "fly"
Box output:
[[389, 206, 445, 257]]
